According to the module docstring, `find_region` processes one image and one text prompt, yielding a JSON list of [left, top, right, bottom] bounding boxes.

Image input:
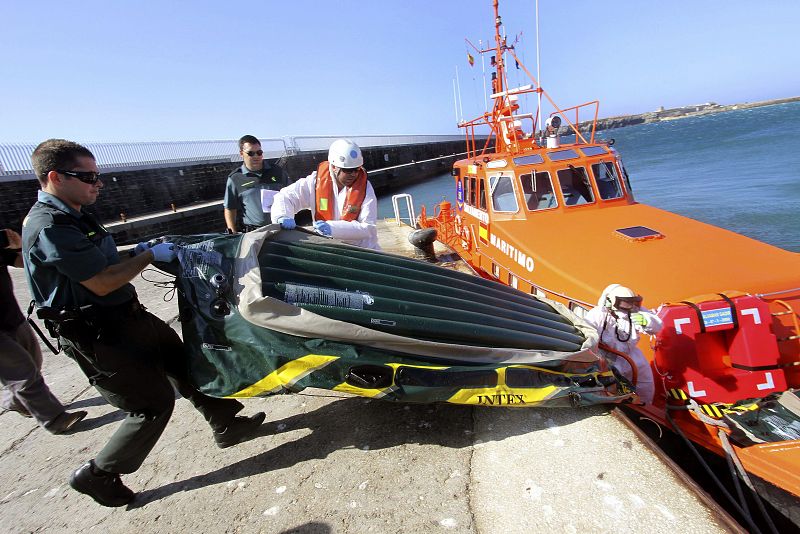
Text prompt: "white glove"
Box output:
[[150, 243, 177, 263]]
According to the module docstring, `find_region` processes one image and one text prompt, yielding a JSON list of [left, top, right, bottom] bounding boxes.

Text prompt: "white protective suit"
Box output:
[[584, 299, 662, 404], [271, 171, 381, 250]]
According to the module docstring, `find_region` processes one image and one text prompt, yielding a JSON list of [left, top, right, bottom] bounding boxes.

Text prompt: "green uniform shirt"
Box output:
[[22, 191, 136, 310], [223, 161, 288, 227]]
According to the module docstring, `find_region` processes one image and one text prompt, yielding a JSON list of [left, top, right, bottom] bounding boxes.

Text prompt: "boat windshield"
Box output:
[[489, 174, 518, 212], [591, 162, 623, 200], [556, 166, 594, 206], [520, 171, 557, 211]]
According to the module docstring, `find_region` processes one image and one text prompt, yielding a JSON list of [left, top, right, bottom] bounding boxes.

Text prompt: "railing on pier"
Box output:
[[0, 134, 470, 177]]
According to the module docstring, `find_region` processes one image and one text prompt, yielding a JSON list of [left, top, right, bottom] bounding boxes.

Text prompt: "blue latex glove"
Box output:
[[278, 216, 296, 230], [314, 220, 332, 236], [150, 242, 177, 263], [631, 312, 649, 327], [132, 241, 150, 256]]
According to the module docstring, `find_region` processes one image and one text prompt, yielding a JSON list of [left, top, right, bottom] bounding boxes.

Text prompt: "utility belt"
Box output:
[[242, 223, 264, 233], [27, 299, 145, 354]]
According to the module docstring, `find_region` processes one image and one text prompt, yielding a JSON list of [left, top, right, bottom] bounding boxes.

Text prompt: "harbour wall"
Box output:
[[0, 138, 472, 244]]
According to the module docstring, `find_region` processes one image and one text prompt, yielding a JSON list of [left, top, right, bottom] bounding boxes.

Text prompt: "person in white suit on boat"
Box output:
[[272, 139, 380, 250], [584, 284, 662, 404]]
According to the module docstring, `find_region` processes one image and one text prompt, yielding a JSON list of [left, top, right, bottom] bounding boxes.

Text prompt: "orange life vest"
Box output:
[[314, 161, 367, 222]]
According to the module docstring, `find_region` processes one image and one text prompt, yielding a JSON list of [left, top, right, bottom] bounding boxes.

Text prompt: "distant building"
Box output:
[[656, 106, 665, 112]]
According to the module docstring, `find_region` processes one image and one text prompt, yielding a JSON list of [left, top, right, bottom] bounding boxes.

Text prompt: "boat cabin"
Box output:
[[453, 143, 635, 222]]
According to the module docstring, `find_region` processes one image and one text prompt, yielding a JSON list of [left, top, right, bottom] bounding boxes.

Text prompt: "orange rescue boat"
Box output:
[[418, 0, 800, 523]]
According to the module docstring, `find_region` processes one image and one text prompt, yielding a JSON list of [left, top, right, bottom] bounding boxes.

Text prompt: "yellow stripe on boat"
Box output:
[[228, 354, 339, 397], [332, 383, 396, 398], [447, 367, 557, 406], [331, 362, 448, 398]]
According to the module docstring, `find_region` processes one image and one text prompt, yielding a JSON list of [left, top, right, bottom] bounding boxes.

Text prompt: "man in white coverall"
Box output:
[[272, 139, 380, 250], [584, 284, 662, 404]]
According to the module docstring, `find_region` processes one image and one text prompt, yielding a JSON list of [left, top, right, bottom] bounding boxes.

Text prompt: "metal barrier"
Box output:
[[0, 134, 476, 177]]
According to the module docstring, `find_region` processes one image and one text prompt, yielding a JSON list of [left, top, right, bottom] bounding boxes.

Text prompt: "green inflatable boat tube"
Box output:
[[161, 226, 634, 407]]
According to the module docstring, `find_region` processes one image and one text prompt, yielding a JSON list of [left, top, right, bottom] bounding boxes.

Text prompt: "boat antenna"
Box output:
[[479, 39, 488, 111], [536, 0, 542, 134], [455, 65, 464, 122], [452, 79, 459, 125]]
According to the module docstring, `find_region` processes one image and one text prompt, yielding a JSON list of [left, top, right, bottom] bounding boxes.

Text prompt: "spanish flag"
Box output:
[[467, 52, 474, 67]]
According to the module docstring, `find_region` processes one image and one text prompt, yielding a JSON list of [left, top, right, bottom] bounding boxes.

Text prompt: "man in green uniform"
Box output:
[[22, 139, 265, 507], [223, 134, 289, 233]]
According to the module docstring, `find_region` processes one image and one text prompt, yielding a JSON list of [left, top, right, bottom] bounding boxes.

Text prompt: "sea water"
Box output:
[[377, 101, 800, 252]]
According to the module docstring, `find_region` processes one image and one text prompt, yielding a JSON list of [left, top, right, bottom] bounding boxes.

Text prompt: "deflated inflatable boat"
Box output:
[[163, 226, 633, 407]]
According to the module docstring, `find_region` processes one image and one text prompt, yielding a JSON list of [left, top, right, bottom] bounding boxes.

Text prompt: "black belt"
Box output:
[[29, 298, 143, 354], [97, 299, 145, 318]]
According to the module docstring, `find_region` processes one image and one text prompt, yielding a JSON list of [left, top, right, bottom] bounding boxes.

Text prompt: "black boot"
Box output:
[[213, 412, 266, 449], [69, 460, 134, 507]]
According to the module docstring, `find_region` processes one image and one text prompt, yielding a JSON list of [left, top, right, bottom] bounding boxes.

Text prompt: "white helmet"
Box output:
[[599, 283, 642, 311], [328, 138, 363, 169]]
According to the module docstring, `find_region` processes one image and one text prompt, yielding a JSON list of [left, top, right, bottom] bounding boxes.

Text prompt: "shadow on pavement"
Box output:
[[74, 409, 127, 432], [130, 395, 603, 508], [68, 396, 109, 410], [279, 522, 332, 534]]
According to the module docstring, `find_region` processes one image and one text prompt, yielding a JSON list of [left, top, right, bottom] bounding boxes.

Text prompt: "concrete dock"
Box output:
[[0, 221, 735, 533]]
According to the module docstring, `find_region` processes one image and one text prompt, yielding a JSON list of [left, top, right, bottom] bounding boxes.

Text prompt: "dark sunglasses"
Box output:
[[245, 150, 263, 157], [339, 167, 360, 175], [57, 170, 102, 185]]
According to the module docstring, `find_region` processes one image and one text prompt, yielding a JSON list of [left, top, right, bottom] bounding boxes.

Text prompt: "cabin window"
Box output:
[[548, 149, 579, 161], [591, 162, 623, 200], [618, 160, 634, 195], [489, 174, 518, 212], [531, 287, 546, 299], [513, 154, 545, 166], [509, 273, 518, 289], [492, 263, 501, 278], [478, 179, 487, 210], [556, 166, 594, 206], [580, 146, 608, 157], [520, 171, 557, 211], [469, 176, 477, 206]]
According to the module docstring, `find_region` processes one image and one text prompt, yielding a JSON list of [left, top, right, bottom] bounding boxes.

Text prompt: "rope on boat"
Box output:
[[718, 429, 779, 534], [666, 402, 780, 534]]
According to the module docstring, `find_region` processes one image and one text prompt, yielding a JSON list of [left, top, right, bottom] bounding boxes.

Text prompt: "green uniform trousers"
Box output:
[[60, 304, 242, 474]]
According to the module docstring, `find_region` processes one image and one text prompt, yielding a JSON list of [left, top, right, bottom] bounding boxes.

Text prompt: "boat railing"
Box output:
[[459, 118, 496, 159], [766, 298, 800, 346], [550, 101, 600, 145]]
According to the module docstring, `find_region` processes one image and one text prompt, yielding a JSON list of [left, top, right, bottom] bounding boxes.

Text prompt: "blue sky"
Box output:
[[1, 0, 798, 143]]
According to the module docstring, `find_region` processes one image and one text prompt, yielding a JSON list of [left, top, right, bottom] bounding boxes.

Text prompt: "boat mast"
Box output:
[[492, 0, 504, 110], [536, 0, 542, 134]]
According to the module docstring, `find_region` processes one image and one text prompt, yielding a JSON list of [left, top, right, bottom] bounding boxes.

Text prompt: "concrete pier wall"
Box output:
[[0, 139, 470, 244]]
